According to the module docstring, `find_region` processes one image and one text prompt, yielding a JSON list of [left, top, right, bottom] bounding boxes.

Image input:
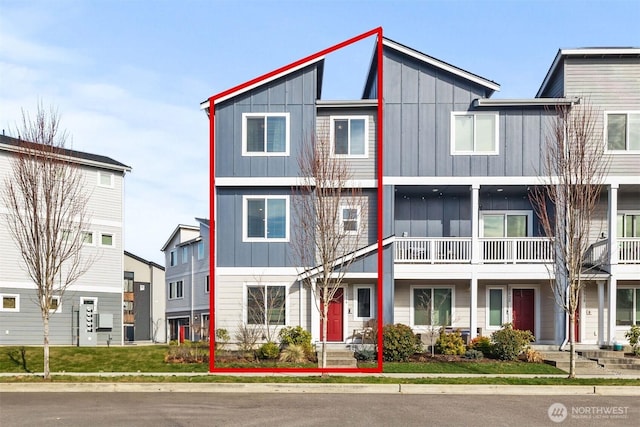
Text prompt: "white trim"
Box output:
[[330, 115, 369, 158], [80, 296, 98, 308], [243, 282, 288, 327], [340, 205, 360, 235], [479, 210, 533, 237], [242, 195, 290, 242], [216, 267, 300, 276], [451, 112, 499, 155], [241, 112, 290, 156], [383, 175, 640, 186], [99, 232, 115, 248], [474, 97, 579, 107], [485, 286, 507, 331], [615, 285, 639, 328], [49, 295, 62, 314], [168, 280, 184, 300], [97, 170, 114, 188], [169, 249, 177, 267], [0, 294, 20, 312], [383, 39, 500, 92], [604, 111, 640, 153], [409, 285, 455, 330], [82, 231, 95, 246], [181, 246, 189, 264], [312, 285, 347, 343], [353, 285, 375, 321], [197, 241, 205, 260], [215, 177, 378, 188], [507, 285, 541, 339]]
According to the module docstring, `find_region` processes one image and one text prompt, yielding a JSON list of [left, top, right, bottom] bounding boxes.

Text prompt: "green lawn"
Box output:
[[360, 361, 565, 374]]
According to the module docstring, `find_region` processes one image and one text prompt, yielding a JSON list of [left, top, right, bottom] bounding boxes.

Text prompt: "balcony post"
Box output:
[[597, 280, 605, 347], [469, 275, 478, 340], [471, 184, 480, 264], [607, 277, 617, 347], [608, 184, 618, 266]]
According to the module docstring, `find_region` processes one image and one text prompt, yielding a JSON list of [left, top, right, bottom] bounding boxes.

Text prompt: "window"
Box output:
[[49, 296, 61, 313], [1, 294, 19, 312], [100, 233, 114, 247], [82, 231, 94, 245], [617, 213, 640, 238], [246, 284, 286, 325], [616, 288, 640, 326], [331, 116, 368, 157], [97, 171, 114, 187], [181, 246, 189, 264], [205, 275, 210, 293], [124, 271, 134, 293], [242, 113, 290, 155], [197, 241, 205, 260], [487, 288, 505, 328], [170, 249, 177, 266], [169, 281, 184, 300], [340, 206, 360, 235], [80, 297, 98, 308], [354, 286, 374, 319], [243, 196, 289, 241], [412, 287, 453, 327], [451, 113, 499, 155], [607, 112, 640, 151], [481, 211, 532, 237]]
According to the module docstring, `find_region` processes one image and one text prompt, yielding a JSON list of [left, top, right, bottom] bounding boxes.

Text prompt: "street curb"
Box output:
[[1, 383, 639, 395]]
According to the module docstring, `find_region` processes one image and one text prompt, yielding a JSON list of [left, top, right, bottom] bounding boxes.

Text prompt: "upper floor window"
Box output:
[[243, 195, 289, 242], [618, 213, 640, 238], [169, 281, 184, 300], [124, 271, 134, 293], [205, 275, 210, 293], [169, 249, 177, 267], [97, 171, 114, 188], [1, 294, 20, 312], [100, 233, 114, 247], [481, 211, 532, 237], [197, 241, 205, 260], [451, 113, 499, 155], [242, 113, 290, 156], [607, 112, 640, 151], [181, 246, 189, 264], [48, 295, 61, 313], [331, 116, 368, 157], [340, 206, 360, 235], [82, 231, 94, 246]]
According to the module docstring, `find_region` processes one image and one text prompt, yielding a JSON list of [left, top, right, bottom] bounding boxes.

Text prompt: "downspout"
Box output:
[[191, 245, 195, 341]]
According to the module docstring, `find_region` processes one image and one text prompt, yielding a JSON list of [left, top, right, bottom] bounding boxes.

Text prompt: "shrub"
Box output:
[[435, 329, 466, 355], [468, 336, 494, 357], [382, 324, 422, 362], [215, 328, 230, 352], [278, 326, 313, 355], [257, 341, 280, 359], [491, 323, 535, 361], [354, 346, 377, 362], [235, 323, 261, 353], [520, 347, 543, 363], [464, 349, 484, 360], [279, 344, 308, 363], [625, 325, 640, 356]]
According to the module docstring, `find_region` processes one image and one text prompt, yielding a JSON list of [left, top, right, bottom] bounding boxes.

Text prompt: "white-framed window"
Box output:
[[242, 112, 290, 156], [451, 112, 499, 155], [181, 246, 189, 264], [124, 271, 134, 292], [97, 170, 114, 188], [169, 249, 177, 267], [486, 287, 506, 329], [616, 287, 640, 326], [100, 233, 114, 247], [617, 212, 640, 238], [340, 206, 360, 235], [0, 294, 20, 312], [606, 112, 640, 151], [80, 297, 98, 307], [169, 281, 184, 300], [82, 231, 94, 245], [354, 285, 374, 320], [480, 211, 533, 237], [205, 275, 210, 294], [245, 284, 286, 326], [410, 286, 453, 327], [48, 295, 61, 313], [242, 195, 289, 242], [197, 241, 205, 260], [330, 116, 368, 157]]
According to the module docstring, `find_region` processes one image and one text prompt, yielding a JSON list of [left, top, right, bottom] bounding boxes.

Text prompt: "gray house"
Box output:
[[0, 134, 131, 346], [161, 218, 210, 342], [200, 32, 639, 349]]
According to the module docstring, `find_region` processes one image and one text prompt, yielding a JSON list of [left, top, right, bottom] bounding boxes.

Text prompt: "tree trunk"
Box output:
[[43, 315, 50, 380], [568, 311, 576, 379], [322, 298, 328, 369]]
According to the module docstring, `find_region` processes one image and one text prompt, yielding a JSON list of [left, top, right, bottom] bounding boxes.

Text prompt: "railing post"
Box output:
[[471, 184, 480, 265]]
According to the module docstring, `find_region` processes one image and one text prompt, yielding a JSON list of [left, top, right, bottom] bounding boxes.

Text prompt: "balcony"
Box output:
[[619, 238, 640, 263], [395, 237, 553, 264]]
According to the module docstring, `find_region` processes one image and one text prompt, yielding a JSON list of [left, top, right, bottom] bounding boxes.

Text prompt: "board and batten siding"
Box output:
[[563, 57, 640, 177], [214, 64, 319, 178]]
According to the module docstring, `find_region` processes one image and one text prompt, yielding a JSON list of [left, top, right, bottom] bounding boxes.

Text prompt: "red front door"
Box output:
[[320, 288, 344, 342], [573, 297, 580, 343], [512, 289, 535, 334]]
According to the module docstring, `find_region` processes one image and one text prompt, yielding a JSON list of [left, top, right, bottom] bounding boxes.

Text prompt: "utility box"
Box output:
[[97, 313, 113, 329], [78, 303, 97, 347]]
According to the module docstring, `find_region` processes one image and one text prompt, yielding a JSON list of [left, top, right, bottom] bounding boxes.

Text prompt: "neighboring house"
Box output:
[[0, 134, 131, 345], [161, 218, 210, 342], [201, 31, 639, 349], [124, 251, 166, 343]]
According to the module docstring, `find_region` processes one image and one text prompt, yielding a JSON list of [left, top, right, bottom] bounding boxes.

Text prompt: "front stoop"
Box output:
[[539, 351, 616, 375], [316, 349, 357, 368], [578, 350, 640, 371]]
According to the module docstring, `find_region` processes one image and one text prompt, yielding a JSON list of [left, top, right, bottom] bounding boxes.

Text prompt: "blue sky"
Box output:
[[1, 0, 638, 264]]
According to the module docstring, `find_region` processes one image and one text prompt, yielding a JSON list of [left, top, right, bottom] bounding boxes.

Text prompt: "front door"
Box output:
[[320, 288, 344, 342], [512, 289, 535, 334]]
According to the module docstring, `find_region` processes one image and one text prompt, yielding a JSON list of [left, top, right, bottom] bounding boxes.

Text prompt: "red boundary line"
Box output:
[[209, 27, 384, 374]]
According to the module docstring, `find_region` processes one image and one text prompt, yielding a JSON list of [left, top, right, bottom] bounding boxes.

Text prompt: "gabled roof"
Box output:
[[124, 250, 165, 271], [363, 37, 500, 98], [536, 47, 640, 97], [160, 224, 200, 252], [0, 134, 131, 172]]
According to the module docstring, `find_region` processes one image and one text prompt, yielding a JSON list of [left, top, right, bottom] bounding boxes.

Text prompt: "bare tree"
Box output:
[[529, 100, 609, 378], [247, 280, 286, 343], [2, 104, 93, 379], [292, 135, 368, 368]]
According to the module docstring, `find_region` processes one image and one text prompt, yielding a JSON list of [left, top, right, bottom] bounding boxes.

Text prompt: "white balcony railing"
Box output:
[[619, 238, 640, 263], [395, 238, 471, 263], [480, 238, 554, 264]]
